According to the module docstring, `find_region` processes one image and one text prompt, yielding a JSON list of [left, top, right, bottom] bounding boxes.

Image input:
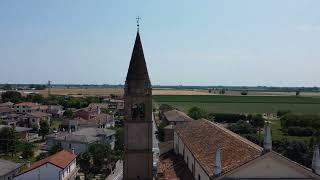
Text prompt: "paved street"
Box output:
[[106, 160, 123, 180]]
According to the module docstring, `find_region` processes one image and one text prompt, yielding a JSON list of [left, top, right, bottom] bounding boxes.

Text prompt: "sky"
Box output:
[[0, 0, 320, 87]]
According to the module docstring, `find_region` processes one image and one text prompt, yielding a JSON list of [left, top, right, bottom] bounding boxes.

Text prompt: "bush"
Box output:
[[280, 113, 320, 129], [228, 120, 257, 135], [277, 110, 291, 117], [287, 127, 314, 136], [209, 113, 246, 123], [188, 107, 207, 120]]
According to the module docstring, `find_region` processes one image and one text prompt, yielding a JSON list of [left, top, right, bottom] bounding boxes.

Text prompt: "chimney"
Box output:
[[312, 144, 320, 175], [97, 106, 101, 114], [72, 148, 75, 154], [214, 146, 222, 177], [27, 162, 31, 168], [263, 123, 272, 153]]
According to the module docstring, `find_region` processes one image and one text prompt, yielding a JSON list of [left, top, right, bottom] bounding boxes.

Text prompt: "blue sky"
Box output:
[[0, 0, 320, 86]]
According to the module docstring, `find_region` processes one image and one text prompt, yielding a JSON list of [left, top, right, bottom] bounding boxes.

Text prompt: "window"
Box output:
[[69, 144, 72, 149]]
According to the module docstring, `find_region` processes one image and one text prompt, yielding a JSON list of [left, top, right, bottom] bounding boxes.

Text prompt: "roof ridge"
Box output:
[[204, 119, 263, 151]]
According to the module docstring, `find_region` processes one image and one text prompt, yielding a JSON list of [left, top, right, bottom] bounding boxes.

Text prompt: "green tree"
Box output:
[[26, 93, 45, 103], [250, 114, 265, 145], [48, 144, 63, 155], [36, 152, 48, 161], [188, 106, 207, 120], [39, 120, 50, 140], [78, 152, 91, 179], [20, 141, 35, 159], [228, 120, 257, 135], [0, 126, 17, 156], [63, 109, 74, 118], [114, 127, 124, 158], [1, 91, 22, 103]]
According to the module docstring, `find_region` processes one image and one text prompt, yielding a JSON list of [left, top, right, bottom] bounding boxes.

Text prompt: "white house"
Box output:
[[14, 150, 78, 180], [172, 119, 320, 180]]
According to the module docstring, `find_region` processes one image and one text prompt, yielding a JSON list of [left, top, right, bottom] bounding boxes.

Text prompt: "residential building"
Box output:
[[0, 159, 21, 180], [171, 119, 320, 179], [0, 107, 15, 116], [14, 102, 39, 113], [14, 150, 78, 180], [23, 111, 50, 130], [45, 127, 116, 155], [0, 102, 14, 108], [48, 105, 64, 117], [0, 125, 33, 140]]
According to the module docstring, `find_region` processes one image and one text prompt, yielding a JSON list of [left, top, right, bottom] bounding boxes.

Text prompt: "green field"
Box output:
[[153, 95, 320, 114]]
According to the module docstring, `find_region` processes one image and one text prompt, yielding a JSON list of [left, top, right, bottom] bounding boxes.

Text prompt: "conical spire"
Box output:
[[312, 144, 320, 175], [263, 123, 272, 153], [214, 146, 222, 177], [125, 32, 150, 85]]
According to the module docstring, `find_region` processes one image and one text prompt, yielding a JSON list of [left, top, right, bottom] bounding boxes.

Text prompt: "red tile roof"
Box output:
[[27, 111, 48, 118], [175, 119, 263, 177], [15, 102, 39, 107], [164, 110, 193, 122], [18, 150, 76, 175]]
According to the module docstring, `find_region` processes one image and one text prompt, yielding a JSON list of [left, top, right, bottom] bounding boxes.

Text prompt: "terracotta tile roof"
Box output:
[[157, 150, 194, 180], [175, 119, 263, 177], [0, 107, 14, 113], [15, 102, 39, 107], [27, 111, 48, 118], [18, 150, 76, 175], [164, 110, 193, 122]]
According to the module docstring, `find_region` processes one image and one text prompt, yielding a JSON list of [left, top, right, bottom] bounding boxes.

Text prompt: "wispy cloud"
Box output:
[[296, 25, 320, 32]]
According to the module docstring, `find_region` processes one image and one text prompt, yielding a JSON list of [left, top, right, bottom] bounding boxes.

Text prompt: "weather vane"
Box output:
[[136, 16, 141, 31]]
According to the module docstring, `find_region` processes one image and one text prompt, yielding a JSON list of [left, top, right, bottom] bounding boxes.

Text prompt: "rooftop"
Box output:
[[47, 127, 115, 143], [17, 150, 76, 175], [15, 102, 39, 107], [0, 159, 21, 176], [27, 111, 48, 118], [163, 109, 193, 122], [0, 107, 14, 113], [0, 125, 32, 132], [175, 119, 263, 177]]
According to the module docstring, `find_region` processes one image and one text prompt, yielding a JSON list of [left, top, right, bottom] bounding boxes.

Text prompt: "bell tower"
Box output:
[[123, 29, 153, 179]]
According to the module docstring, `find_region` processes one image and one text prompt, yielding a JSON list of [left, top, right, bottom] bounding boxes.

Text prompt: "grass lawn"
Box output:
[[50, 118, 62, 131], [153, 95, 320, 114], [269, 118, 311, 142]]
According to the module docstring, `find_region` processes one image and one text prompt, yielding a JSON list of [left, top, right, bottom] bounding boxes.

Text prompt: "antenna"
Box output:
[[136, 16, 141, 31], [48, 80, 51, 96]]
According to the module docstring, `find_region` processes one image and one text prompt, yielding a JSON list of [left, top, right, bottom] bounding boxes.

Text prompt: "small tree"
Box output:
[[39, 120, 50, 140], [78, 152, 91, 179], [63, 109, 74, 118], [0, 126, 17, 156], [20, 141, 35, 159], [188, 106, 207, 120], [1, 91, 22, 103], [296, 91, 300, 96], [48, 144, 63, 155], [250, 114, 265, 145]]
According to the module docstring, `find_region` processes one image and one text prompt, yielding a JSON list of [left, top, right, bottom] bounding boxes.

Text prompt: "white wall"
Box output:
[[60, 159, 77, 180], [14, 163, 61, 180]]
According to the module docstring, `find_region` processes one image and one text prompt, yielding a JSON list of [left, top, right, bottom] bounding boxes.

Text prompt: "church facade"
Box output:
[[123, 31, 153, 180]]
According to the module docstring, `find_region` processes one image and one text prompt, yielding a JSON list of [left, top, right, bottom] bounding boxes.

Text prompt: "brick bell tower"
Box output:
[[123, 29, 153, 180]]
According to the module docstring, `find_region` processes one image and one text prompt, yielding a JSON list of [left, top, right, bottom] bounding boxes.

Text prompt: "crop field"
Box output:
[[153, 95, 320, 114]]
